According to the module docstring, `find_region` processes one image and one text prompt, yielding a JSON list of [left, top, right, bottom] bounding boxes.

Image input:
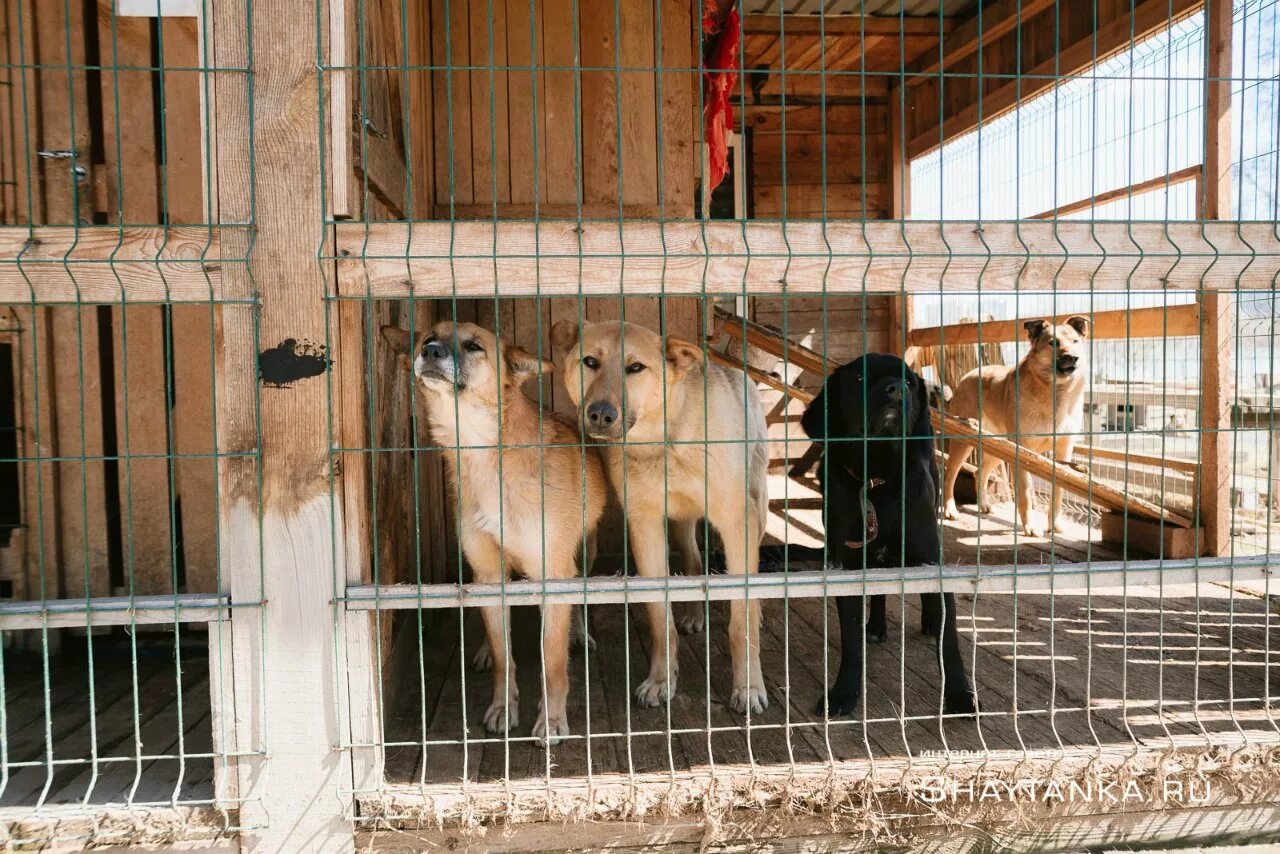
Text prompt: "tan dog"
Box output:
[[382, 321, 607, 745], [942, 316, 1091, 536], [551, 320, 769, 715]]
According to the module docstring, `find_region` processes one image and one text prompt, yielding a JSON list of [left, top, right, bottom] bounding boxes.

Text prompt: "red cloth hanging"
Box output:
[[702, 2, 740, 194]]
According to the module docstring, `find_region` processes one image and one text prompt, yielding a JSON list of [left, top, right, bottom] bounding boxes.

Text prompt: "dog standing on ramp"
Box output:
[[383, 321, 607, 745], [552, 320, 770, 715], [942, 316, 1091, 536]]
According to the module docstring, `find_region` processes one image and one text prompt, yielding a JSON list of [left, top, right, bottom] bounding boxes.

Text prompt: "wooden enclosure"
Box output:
[[0, 0, 1277, 851]]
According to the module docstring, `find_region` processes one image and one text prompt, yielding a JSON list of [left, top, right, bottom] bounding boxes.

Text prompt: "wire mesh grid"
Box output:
[[0, 0, 1277, 848], [326, 0, 1280, 832], [0, 0, 258, 847]]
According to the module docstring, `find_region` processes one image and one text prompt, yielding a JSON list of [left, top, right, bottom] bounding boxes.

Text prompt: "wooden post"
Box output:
[[1199, 0, 1234, 557], [887, 82, 913, 364], [211, 0, 356, 847]]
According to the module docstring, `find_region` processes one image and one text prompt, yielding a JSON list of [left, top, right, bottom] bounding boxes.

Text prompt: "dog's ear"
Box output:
[[504, 345, 552, 381], [665, 337, 703, 381], [801, 372, 843, 441], [380, 325, 414, 373], [1023, 319, 1050, 342], [1065, 315, 1091, 338], [550, 320, 580, 357]]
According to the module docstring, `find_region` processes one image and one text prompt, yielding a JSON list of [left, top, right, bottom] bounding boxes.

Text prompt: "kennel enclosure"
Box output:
[[0, 0, 1279, 850]]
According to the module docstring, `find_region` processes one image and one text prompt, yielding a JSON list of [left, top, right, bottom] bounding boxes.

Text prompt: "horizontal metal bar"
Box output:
[[343, 556, 1275, 610], [0, 593, 232, 630], [334, 220, 1280, 299]]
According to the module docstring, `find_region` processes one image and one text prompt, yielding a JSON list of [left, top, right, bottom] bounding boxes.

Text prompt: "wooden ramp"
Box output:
[[711, 307, 1193, 530]]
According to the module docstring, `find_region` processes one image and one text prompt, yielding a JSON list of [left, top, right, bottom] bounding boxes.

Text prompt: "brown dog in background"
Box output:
[[552, 320, 770, 715], [942, 315, 1091, 537], [383, 321, 607, 745]]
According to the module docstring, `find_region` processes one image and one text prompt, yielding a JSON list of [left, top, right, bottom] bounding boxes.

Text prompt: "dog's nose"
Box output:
[[1059, 354, 1078, 366], [884, 379, 908, 401], [586, 401, 619, 430], [423, 340, 449, 361]]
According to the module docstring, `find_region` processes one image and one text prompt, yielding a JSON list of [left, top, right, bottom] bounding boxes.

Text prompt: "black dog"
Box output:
[[763, 354, 976, 717]]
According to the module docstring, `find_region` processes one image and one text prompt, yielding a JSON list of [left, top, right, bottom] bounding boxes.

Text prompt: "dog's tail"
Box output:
[[759, 543, 829, 572]]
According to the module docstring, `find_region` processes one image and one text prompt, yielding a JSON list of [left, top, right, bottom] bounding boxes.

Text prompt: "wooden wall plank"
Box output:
[[658, 0, 694, 216], [506, 0, 537, 207], [432, 0, 473, 207], [99, 3, 173, 596], [579, 3, 618, 207], [540, 0, 578, 207], [163, 15, 218, 594], [39, 0, 108, 603], [468, 0, 509, 205]]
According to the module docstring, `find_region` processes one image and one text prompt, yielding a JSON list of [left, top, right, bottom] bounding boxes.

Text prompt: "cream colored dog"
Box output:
[[552, 320, 769, 715], [942, 316, 1091, 536], [383, 321, 607, 745]]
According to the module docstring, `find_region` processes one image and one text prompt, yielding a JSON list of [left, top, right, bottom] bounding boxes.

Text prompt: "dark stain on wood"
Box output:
[[258, 338, 332, 388]]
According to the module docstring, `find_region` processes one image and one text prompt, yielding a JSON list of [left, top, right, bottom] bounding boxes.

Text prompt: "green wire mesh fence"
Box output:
[[0, 0, 1278, 848]]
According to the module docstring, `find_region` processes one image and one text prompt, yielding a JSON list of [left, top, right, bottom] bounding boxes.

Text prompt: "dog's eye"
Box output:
[[582, 356, 600, 370], [626, 362, 646, 375], [463, 340, 484, 353]]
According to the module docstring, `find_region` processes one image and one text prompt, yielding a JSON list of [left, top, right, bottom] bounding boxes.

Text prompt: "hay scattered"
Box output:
[[355, 742, 1280, 850], [0, 806, 237, 851]]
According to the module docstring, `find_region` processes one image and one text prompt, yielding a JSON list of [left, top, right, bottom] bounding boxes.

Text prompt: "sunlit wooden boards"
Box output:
[[334, 219, 1280, 297]]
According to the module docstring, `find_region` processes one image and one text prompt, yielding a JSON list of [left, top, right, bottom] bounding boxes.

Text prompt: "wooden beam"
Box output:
[[335, 220, 1280, 298], [741, 15, 953, 36], [0, 226, 226, 302], [908, 0, 1202, 158], [909, 304, 1202, 347], [708, 347, 815, 403], [712, 307, 834, 377], [1076, 444, 1199, 475], [934, 410, 1194, 528], [1199, 0, 1234, 557], [1029, 165, 1204, 220], [888, 83, 912, 360], [906, 0, 1057, 87], [211, 0, 355, 847]]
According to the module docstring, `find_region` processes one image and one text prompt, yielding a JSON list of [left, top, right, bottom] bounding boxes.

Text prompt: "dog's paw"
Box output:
[[866, 628, 888, 644], [944, 691, 979, 718], [635, 674, 677, 708], [1051, 519, 1066, 535], [472, 643, 493, 673], [676, 604, 705, 636], [978, 500, 994, 515], [816, 688, 860, 718], [483, 699, 519, 734], [943, 500, 960, 521], [532, 711, 570, 747], [920, 618, 941, 638], [1023, 524, 1046, 538], [729, 683, 768, 715], [1069, 461, 1089, 474]]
